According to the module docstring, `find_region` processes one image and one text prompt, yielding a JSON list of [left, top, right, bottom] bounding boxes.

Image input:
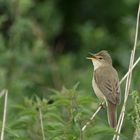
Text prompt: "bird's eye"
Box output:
[[98, 57, 103, 60]]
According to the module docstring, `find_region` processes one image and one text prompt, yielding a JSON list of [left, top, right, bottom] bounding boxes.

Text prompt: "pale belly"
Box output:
[[92, 77, 106, 102]]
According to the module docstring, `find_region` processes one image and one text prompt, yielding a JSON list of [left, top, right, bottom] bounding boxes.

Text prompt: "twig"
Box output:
[[113, 2, 140, 140], [113, 51, 134, 140], [39, 108, 46, 140], [82, 102, 104, 131], [1, 90, 8, 140], [119, 56, 140, 84]]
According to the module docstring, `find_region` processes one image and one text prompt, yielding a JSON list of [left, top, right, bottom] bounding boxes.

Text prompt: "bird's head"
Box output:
[[87, 50, 112, 70]]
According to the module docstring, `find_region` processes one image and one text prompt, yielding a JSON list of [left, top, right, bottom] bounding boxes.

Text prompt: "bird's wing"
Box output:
[[94, 66, 120, 104]]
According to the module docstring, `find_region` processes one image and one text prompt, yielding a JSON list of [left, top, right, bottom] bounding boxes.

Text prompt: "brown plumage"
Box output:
[[87, 50, 120, 128], [94, 65, 120, 128]]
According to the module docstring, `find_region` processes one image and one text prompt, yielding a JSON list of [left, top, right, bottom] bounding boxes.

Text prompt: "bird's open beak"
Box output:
[[86, 55, 97, 60]]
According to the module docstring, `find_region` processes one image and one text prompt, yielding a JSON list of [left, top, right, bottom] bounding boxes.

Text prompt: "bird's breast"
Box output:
[[92, 76, 106, 102]]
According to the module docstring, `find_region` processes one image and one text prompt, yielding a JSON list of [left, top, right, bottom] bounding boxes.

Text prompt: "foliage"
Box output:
[[1, 85, 92, 139], [128, 91, 140, 140]]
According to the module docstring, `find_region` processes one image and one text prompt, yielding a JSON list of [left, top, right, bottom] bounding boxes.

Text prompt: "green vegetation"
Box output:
[[0, 0, 140, 139]]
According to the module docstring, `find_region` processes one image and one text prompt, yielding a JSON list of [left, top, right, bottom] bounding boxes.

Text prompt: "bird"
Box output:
[[87, 50, 120, 128]]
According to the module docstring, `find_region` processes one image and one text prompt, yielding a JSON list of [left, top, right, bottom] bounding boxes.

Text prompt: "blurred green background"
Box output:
[[0, 0, 140, 139]]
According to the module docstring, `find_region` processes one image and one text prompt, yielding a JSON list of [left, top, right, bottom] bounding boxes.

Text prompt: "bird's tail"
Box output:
[[107, 101, 117, 128]]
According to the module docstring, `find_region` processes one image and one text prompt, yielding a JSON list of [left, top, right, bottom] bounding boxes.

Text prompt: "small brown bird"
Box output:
[[87, 50, 120, 128]]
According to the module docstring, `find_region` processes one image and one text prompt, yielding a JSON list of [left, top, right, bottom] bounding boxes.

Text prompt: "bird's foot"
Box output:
[[99, 102, 106, 109]]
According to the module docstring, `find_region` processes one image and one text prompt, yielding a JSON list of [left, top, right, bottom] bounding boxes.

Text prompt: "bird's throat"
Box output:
[[92, 60, 102, 70]]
